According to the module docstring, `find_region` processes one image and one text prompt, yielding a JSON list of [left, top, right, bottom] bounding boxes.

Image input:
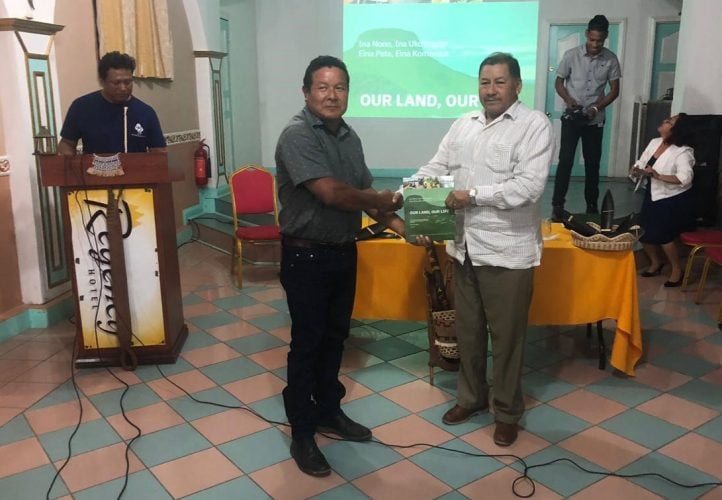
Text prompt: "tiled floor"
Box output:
[[1, 179, 722, 499]]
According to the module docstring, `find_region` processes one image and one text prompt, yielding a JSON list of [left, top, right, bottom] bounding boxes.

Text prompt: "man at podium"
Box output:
[[58, 51, 166, 155]]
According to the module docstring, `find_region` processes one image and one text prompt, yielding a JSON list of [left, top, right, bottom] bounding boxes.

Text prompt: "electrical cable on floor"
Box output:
[[47, 185, 144, 500], [155, 364, 722, 498]]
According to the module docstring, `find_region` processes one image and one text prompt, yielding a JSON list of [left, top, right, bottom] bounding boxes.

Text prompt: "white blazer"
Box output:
[[634, 137, 694, 202]]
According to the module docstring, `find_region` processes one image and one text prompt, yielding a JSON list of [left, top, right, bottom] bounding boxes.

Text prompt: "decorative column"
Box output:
[[0, 18, 67, 303]]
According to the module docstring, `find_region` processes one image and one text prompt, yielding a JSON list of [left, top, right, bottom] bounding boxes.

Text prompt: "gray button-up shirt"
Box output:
[[557, 45, 621, 126], [275, 107, 373, 244]]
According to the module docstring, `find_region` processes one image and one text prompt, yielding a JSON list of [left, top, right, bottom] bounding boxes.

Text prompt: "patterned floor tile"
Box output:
[[188, 311, 241, 331], [458, 465, 562, 500], [190, 408, 272, 445], [568, 476, 663, 500], [410, 437, 504, 488], [150, 447, 242, 498], [599, 409, 687, 449], [670, 379, 722, 411], [223, 372, 286, 404], [0, 464, 68, 499], [88, 384, 163, 417], [105, 401, 185, 440], [341, 394, 410, 429], [522, 445, 608, 497], [248, 345, 289, 370], [651, 351, 718, 378], [183, 476, 270, 500], [380, 379, 454, 413], [0, 437, 50, 479], [657, 433, 722, 479], [557, 426, 650, 471], [212, 293, 258, 310], [250, 458, 346, 500], [345, 362, 417, 392], [199, 356, 266, 385], [619, 452, 720, 500], [543, 359, 611, 386], [357, 337, 422, 362], [352, 460, 453, 499], [547, 389, 627, 424], [167, 387, 241, 421], [218, 427, 291, 473], [585, 376, 660, 407], [370, 320, 426, 336], [226, 332, 286, 355], [130, 423, 212, 467], [181, 343, 242, 369], [633, 363, 692, 391], [521, 371, 577, 402], [696, 415, 722, 444], [56, 441, 145, 493], [311, 483, 370, 500], [636, 393, 719, 430], [206, 319, 263, 341], [146, 369, 217, 400], [39, 419, 122, 462], [72, 470, 172, 500], [320, 439, 404, 481], [371, 414, 455, 457], [520, 404, 591, 444], [25, 397, 102, 435]]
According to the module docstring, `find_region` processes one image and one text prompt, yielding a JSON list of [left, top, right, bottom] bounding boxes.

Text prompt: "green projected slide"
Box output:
[[343, 1, 539, 118]]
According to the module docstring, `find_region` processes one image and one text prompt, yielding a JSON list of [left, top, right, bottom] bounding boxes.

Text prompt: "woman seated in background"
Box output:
[[631, 113, 695, 287]]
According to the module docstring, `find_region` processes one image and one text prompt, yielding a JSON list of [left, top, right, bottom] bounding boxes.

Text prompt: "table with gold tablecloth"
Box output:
[[352, 224, 642, 376]]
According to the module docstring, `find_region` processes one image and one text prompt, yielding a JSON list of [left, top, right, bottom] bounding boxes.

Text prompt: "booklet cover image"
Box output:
[[403, 176, 456, 242]]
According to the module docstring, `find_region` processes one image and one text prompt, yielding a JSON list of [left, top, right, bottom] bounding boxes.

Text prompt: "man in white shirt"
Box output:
[[414, 52, 553, 446]]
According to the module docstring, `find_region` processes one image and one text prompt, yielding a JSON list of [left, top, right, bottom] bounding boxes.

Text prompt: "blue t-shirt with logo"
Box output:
[[60, 91, 166, 154]]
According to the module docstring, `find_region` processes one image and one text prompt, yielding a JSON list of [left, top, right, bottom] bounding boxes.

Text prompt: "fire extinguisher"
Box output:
[[194, 139, 211, 186]]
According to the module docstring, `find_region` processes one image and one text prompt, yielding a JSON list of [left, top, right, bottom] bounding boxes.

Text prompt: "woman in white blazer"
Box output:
[[631, 113, 696, 287]]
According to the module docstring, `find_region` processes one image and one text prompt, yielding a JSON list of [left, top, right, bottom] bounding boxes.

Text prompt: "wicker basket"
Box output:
[[430, 309, 459, 359], [570, 222, 642, 251]]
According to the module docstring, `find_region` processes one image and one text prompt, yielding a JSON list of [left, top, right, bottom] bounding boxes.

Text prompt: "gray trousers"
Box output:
[[453, 256, 534, 424]]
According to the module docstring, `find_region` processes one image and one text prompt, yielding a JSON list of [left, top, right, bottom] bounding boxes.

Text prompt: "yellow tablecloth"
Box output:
[[353, 224, 642, 376]]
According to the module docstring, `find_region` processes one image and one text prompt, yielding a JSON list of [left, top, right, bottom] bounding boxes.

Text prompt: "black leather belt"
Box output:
[[282, 236, 355, 249]]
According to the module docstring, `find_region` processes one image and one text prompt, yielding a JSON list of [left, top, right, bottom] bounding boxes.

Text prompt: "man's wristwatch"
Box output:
[[468, 188, 477, 206]]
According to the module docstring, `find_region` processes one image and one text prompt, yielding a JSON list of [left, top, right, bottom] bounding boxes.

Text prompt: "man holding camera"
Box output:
[[551, 14, 621, 221]]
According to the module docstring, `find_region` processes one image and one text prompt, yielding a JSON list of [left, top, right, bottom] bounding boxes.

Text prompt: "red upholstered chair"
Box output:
[[695, 246, 722, 328], [229, 165, 281, 288], [680, 229, 722, 290]]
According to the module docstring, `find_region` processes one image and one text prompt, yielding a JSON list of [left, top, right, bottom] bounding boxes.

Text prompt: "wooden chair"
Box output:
[[229, 165, 281, 288]]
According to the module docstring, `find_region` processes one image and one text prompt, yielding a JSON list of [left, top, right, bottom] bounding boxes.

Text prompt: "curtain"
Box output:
[[96, 0, 173, 79]]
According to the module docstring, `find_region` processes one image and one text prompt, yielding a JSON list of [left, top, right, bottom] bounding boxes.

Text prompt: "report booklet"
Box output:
[[402, 176, 456, 242]]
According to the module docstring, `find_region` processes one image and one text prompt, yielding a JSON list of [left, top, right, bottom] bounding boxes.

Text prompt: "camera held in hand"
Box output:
[[561, 105, 589, 124]]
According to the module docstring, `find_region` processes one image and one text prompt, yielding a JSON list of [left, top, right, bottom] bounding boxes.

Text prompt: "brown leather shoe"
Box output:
[[493, 421, 518, 447], [442, 404, 488, 425]]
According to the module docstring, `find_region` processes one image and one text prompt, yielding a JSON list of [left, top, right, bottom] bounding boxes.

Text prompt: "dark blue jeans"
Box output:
[[552, 119, 604, 209], [280, 243, 357, 439]]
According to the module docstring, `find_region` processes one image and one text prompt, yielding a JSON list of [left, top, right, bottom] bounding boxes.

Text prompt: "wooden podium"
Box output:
[[39, 153, 188, 368]]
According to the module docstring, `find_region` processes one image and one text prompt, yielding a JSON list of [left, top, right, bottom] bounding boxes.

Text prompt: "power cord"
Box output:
[[154, 364, 722, 497]]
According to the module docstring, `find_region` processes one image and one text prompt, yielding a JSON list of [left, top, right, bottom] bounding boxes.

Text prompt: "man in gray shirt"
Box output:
[[551, 14, 621, 220], [275, 55, 404, 477]]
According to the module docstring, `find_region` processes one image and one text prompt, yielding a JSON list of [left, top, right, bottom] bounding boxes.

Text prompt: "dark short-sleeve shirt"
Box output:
[[275, 107, 373, 244], [60, 91, 166, 153]]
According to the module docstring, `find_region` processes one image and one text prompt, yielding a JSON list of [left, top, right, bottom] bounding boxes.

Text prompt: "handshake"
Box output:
[[376, 189, 404, 212]]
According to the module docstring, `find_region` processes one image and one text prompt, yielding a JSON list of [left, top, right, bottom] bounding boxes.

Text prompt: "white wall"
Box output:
[[221, 0, 262, 168], [674, 0, 722, 115]]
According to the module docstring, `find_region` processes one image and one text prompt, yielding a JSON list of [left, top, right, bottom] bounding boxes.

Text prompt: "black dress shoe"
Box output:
[[317, 411, 372, 441], [641, 264, 664, 277], [551, 206, 564, 223], [664, 277, 683, 288], [290, 436, 331, 477]]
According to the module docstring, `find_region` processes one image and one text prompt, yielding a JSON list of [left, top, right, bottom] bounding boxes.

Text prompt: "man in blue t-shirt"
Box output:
[[58, 51, 166, 155]]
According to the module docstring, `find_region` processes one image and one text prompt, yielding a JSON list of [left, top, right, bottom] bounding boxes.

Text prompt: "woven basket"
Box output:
[[571, 222, 642, 251], [431, 309, 459, 359]]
